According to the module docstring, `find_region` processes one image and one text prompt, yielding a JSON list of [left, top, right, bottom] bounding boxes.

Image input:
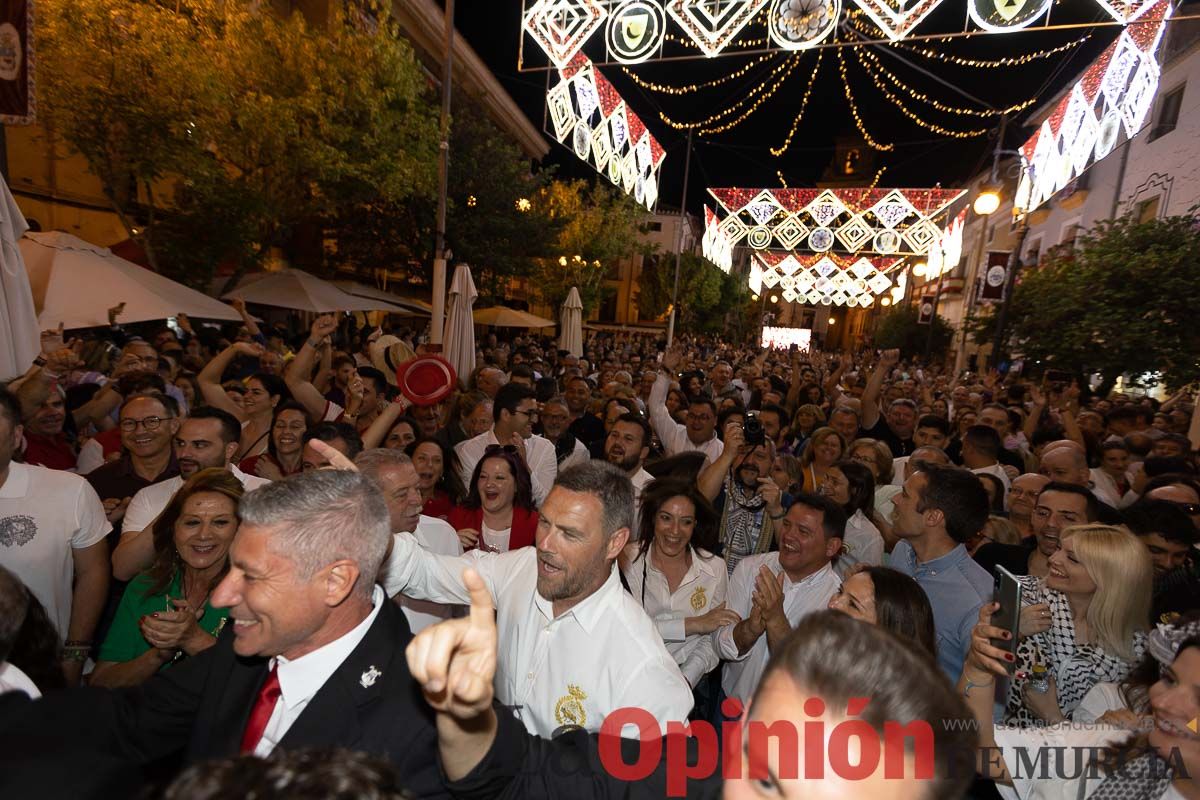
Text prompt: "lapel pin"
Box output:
[[360, 665, 382, 688]]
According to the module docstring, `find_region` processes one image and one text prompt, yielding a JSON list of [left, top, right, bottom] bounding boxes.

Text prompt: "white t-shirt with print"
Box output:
[[0, 463, 110, 636]]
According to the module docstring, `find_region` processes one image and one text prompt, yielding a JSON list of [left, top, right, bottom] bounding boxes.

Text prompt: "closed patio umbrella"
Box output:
[[1, 175, 38, 380], [443, 264, 478, 389], [558, 287, 584, 357], [472, 306, 556, 329]]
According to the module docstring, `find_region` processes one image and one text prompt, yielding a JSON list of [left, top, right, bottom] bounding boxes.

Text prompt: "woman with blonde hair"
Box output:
[[782, 403, 825, 455], [797, 426, 845, 494], [1003, 524, 1152, 727], [849, 437, 900, 542]]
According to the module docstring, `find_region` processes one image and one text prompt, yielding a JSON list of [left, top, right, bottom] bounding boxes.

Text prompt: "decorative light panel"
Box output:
[[703, 206, 735, 271], [1016, 0, 1170, 212], [549, 54, 667, 211], [926, 209, 966, 278], [707, 188, 965, 256], [752, 252, 902, 306]]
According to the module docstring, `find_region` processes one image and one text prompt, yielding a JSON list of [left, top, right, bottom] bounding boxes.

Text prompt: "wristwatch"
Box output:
[[33, 356, 47, 368]]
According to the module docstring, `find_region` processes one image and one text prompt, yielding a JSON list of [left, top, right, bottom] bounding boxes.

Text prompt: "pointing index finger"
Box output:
[[462, 568, 494, 627]]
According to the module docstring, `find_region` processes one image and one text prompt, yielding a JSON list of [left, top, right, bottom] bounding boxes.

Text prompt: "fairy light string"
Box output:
[[658, 53, 797, 131], [621, 52, 778, 95], [769, 48, 825, 156], [857, 45, 1038, 117], [851, 45, 990, 137], [836, 42, 894, 151], [700, 55, 802, 134]]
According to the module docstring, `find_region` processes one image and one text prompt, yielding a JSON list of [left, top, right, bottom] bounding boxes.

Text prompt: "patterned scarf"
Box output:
[[1088, 748, 1174, 800], [719, 474, 774, 577], [1004, 576, 1144, 727]]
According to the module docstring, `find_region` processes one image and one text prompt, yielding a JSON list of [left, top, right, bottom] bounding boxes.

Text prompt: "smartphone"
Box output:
[[991, 565, 1023, 674]]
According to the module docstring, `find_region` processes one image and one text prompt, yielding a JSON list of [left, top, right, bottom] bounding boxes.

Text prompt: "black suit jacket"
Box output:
[[0, 597, 448, 800]]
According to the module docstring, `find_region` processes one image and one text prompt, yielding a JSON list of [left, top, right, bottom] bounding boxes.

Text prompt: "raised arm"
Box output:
[[360, 397, 412, 449], [283, 315, 341, 421], [697, 423, 742, 502], [197, 342, 263, 421], [228, 298, 263, 342], [860, 349, 899, 431], [956, 602, 1011, 783], [647, 346, 684, 452]]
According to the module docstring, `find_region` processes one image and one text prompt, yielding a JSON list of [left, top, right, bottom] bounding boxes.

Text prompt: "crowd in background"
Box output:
[[2, 305, 1200, 800]]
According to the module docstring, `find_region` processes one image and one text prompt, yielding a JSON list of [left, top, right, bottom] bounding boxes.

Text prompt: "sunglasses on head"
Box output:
[[484, 444, 519, 456]]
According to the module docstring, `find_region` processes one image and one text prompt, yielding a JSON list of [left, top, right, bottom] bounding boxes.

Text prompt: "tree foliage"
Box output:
[[531, 180, 651, 316], [874, 304, 953, 358], [639, 251, 747, 333], [36, 0, 439, 288], [1006, 213, 1200, 391]]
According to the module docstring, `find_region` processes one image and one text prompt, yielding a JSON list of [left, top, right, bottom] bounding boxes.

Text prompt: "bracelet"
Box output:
[[42, 368, 61, 381], [963, 676, 995, 696], [64, 640, 92, 647], [33, 356, 47, 368], [62, 647, 90, 663], [307, 339, 322, 349]]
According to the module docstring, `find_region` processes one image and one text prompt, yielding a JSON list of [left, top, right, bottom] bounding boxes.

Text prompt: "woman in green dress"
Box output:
[[91, 469, 244, 687]]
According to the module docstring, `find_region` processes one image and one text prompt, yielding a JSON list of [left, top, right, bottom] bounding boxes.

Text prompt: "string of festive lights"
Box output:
[[659, 53, 796, 131], [700, 55, 803, 135], [620, 52, 778, 95], [851, 46, 990, 137], [769, 49, 825, 156], [842, 13, 1091, 66], [777, 170, 789, 188], [867, 165, 888, 189], [836, 44, 894, 151], [857, 45, 1037, 117]]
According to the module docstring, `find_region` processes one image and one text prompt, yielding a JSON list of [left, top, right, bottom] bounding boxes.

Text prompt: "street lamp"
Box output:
[[769, 294, 779, 304], [972, 182, 1002, 216]]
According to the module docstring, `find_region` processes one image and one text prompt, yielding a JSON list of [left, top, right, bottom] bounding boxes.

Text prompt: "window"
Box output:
[[647, 221, 663, 232], [1060, 220, 1081, 248], [1024, 236, 1043, 264], [1150, 84, 1185, 141], [1137, 196, 1161, 223]]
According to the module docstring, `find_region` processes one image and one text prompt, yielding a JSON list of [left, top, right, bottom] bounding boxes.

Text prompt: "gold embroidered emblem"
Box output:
[[690, 585, 708, 611], [554, 684, 588, 727]]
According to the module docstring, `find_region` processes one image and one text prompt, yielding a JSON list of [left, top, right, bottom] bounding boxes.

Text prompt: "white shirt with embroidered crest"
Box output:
[[714, 555, 840, 703], [621, 545, 727, 688], [380, 538, 693, 738], [252, 585, 385, 757]]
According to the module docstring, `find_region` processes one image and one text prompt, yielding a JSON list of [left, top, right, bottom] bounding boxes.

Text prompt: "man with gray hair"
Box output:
[[355, 448, 462, 633], [0, 470, 448, 798], [381, 460, 692, 739]]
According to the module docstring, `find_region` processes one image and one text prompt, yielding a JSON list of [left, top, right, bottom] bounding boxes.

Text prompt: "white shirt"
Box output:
[[631, 467, 655, 531], [0, 662, 41, 698], [993, 722, 1128, 800], [1073, 681, 1125, 724], [75, 438, 106, 475], [455, 430, 557, 507], [834, 509, 884, 579], [123, 464, 271, 535], [0, 463, 110, 636], [647, 374, 724, 466], [560, 439, 591, 471], [380, 539, 693, 737], [890, 457, 909, 486], [1089, 468, 1137, 509], [622, 545, 727, 688], [715, 555, 839, 703], [253, 585, 385, 756], [398, 516, 463, 634]]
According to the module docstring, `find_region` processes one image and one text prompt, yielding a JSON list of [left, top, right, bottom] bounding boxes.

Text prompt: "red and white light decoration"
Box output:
[[706, 187, 965, 256], [1016, 0, 1171, 212], [702, 206, 734, 271], [547, 54, 667, 210], [753, 252, 902, 307], [926, 209, 966, 278]]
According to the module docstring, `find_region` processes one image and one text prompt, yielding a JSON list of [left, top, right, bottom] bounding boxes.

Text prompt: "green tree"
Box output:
[[36, 0, 439, 289], [874, 304, 953, 358], [639, 251, 742, 333], [531, 180, 651, 316], [1005, 213, 1200, 392]]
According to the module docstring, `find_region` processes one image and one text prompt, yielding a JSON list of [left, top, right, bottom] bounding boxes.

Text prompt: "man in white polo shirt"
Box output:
[[0, 390, 109, 686], [456, 383, 556, 507], [381, 460, 692, 738], [111, 406, 270, 581]]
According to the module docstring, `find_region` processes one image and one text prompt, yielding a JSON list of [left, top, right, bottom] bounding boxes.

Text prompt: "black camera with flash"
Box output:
[[743, 414, 765, 448]]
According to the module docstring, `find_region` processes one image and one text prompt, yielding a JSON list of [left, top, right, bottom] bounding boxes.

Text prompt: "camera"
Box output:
[[743, 415, 765, 447]]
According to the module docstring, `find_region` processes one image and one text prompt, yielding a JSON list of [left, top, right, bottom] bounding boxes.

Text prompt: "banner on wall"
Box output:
[[917, 294, 937, 324], [978, 251, 1010, 302], [0, 0, 33, 124]]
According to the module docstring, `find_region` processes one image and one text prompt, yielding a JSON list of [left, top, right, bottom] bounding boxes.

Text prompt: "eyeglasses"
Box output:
[[484, 444, 519, 456], [119, 416, 172, 432], [514, 408, 539, 420]]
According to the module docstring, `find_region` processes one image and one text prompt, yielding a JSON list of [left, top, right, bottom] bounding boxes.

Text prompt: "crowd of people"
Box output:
[[1, 305, 1199, 800]]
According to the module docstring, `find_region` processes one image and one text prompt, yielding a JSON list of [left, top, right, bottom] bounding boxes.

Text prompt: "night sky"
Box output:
[[453, 1, 1120, 215]]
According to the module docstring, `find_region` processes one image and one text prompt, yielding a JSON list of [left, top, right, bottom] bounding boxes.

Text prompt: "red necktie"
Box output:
[[240, 666, 282, 754]]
